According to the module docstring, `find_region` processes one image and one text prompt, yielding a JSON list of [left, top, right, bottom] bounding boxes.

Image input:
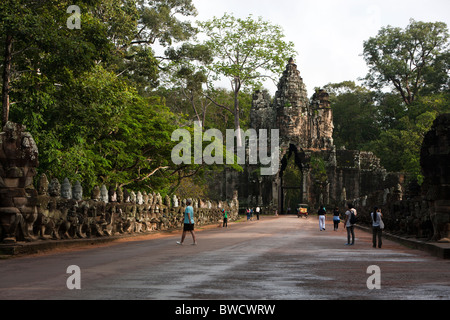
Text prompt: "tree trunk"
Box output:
[[2, 35, 13, 128]]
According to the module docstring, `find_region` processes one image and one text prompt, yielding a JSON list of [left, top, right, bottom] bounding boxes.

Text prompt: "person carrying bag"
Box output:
[[371, 207, 383, 249]]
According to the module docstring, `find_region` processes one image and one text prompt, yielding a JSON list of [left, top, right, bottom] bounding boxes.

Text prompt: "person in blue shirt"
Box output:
[[177, 199, 197, 245]]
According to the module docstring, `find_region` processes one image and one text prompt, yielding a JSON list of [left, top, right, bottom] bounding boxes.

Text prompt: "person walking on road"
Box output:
[[371, 207, 383, 248], [318, 205, 326, 231], [222, 209, 228, 228], [177, 199, 197, 246], [333, 206, 341, 231], [344, 203, 357, 245]]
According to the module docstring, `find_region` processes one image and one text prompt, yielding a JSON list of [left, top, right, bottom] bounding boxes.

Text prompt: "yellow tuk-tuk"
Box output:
[[297, 204, 309, 219]]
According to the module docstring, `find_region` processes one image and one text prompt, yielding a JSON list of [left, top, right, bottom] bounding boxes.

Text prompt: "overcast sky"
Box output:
[[192, 0, 450, 97]]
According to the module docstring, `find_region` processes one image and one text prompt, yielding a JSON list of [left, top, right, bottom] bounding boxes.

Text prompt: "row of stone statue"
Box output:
[[37, 174, 218, 209], [1, 174, 238, 243]]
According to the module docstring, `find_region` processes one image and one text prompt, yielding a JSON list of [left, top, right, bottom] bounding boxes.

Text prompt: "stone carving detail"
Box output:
[[73, 181, 83, 201], [251, 58, 333, 150], [420, 114, 450, 242], [0, 122, 39, 243], [61, 178, 72, 200]]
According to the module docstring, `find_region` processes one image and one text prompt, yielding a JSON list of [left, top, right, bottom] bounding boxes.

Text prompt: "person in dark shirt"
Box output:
[[333, 207, 341, 231], [318, 206, 326, 231]]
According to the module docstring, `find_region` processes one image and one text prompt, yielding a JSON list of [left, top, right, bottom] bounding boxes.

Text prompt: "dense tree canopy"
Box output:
[[1, 1, 448, 197], [329, 20, 450, 184], [0, 0, 201, 196], [363, 19, 449, 105]]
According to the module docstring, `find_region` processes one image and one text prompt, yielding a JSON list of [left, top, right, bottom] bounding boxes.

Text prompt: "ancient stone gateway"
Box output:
[[215, 59, 402, 214]]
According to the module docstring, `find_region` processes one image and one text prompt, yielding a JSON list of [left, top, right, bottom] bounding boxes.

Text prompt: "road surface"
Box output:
[[0, 215, 449, 300]]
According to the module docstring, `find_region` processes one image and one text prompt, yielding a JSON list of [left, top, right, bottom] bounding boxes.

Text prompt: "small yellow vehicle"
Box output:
[[297, 204, 309, 219]]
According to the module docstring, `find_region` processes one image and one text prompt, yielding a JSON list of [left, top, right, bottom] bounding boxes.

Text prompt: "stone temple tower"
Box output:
[[251, 58, 334, 151]]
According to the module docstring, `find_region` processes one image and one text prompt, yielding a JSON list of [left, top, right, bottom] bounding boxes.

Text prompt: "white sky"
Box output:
[[192, 0, 450, 97]]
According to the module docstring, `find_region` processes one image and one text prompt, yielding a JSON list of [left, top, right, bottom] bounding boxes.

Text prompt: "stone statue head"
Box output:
[[91, 185, 100, 201], [61, 178, 72, 200], [130, 191, 136, 203], [142, 191, 149, 205], [48, 178, 61, 197], [38, 173, 49, 196], [100, 185, 109, 203], [137, 192, 143, 205], [72, 181, 83, 201], [123, 188, 130, 203], [108, 186, 117, 203]]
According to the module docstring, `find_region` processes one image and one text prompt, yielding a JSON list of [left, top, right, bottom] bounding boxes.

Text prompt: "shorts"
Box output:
[[184, 224, 195, 232]]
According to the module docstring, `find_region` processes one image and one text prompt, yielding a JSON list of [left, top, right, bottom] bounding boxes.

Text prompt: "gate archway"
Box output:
[[278, 144, 306, 214]]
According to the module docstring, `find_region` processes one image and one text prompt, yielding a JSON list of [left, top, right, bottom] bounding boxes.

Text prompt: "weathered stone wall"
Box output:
[[351, 114, 450, 242], [0, 122, 239, 244], [355, 190, 434, 241], [25, 175, 239, 243], [420, 113, 450, 241]]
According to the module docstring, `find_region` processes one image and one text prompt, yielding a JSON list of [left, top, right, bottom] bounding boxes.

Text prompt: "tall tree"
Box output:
[[0, 0, 109, 127], [199, 13, 297, 146], [363, 19, 449, 105], [323, 81, 379, 150]]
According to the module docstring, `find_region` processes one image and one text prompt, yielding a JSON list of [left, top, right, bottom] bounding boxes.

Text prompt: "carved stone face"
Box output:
[[100, 185, 109, 203], [48, 178, 61, 197], [91, 185, 100, 201], [73, 181, 83, 201], [38, 174, 49, 196], [61, 178, 72, 200]]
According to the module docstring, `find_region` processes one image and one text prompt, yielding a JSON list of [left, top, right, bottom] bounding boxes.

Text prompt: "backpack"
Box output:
[[350, 209, 358, 225]]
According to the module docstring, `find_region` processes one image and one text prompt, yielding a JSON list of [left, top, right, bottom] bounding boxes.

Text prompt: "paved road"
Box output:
[[0, 215, 449, 300]]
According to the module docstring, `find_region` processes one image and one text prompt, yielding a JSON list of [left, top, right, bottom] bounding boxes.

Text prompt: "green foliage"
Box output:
[[199, 13, 297, 90], [198, 13, 297, 146], [11, 65, 179, 193], [1, 0, 205, 196], [324, 19, 450, 184], [310, 156, 328, 186], [3, 0, 447, 198], [363, 19, 449, 105], [324, 81, 380, 150], [136, 0, 198, 46], [282, 155, 302, 211]]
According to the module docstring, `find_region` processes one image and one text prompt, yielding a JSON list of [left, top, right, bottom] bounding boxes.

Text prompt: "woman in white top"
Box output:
[[344, 203, 356, 245], [371, 207, 383, 248]]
